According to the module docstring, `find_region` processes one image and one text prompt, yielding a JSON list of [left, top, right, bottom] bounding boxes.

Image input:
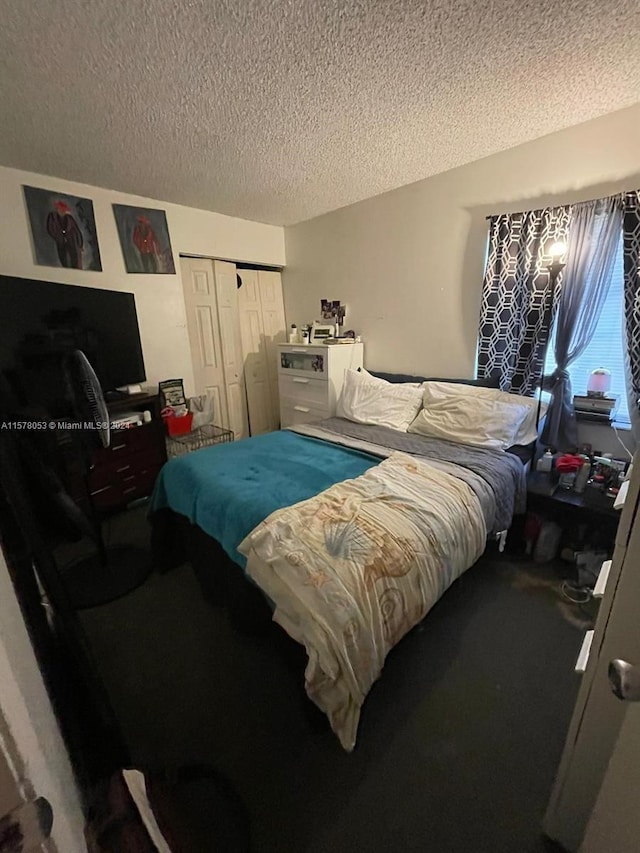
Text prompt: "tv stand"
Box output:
[[104, 389, 129, 403]]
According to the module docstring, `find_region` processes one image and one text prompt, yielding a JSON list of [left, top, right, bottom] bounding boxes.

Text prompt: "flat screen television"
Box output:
[[0, 275, 146, 416]]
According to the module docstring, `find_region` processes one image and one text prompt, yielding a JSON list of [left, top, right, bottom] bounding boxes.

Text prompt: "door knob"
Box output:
[[608, 659, 640, 702]]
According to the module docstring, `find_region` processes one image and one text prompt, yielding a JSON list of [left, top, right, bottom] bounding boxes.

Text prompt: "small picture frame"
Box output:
[[159, 378, 186, 410]]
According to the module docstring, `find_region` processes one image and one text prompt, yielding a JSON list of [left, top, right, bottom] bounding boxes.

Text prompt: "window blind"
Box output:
[[544, 229, 630, 426]]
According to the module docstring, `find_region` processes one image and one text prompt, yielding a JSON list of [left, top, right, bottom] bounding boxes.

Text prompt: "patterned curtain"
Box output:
[[477, 207, 571, 396], [623, 191, 640, 440]]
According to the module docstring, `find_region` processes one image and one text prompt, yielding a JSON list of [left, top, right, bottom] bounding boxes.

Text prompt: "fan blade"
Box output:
[[69, 350, 111, 449]]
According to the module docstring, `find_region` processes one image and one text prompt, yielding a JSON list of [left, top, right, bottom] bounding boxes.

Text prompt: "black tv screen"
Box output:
[[0, 276, 146, 416]]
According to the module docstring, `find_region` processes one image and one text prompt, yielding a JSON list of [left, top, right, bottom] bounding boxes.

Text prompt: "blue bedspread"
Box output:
[[150, 430, 379, 567]]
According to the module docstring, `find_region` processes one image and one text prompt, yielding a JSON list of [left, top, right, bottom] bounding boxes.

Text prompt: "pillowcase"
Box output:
[[422, 381, 546, 446], [367, 370, 501, 388], [338, 369, 424, 432], [407, 381, 538, 450]]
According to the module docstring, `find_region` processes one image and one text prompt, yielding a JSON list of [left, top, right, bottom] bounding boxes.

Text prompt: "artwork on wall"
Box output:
[[23, 185, 102, 271], [112, 204, 176, 274], [320, 299, 346, 329]]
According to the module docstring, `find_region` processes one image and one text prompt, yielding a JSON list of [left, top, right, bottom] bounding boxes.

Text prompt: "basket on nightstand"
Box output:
[[165, 424, 234, 459]]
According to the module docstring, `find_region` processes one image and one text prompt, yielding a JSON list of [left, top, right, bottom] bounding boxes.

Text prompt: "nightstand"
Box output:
[[526, 471, 620, 557]]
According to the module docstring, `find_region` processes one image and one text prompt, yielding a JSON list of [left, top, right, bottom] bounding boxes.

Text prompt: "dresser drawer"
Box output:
[[280, 399, 330, 428], [278, 347, 327, 378], [278, 374, 329, 407], [90, 463, 163, 510]]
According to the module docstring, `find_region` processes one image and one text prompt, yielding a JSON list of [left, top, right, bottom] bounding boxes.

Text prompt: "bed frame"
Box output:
[[151, 506, 330, 728]]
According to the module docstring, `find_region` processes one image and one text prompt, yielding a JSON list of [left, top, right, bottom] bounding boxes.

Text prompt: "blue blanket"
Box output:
[[150, 430, 379, 567]]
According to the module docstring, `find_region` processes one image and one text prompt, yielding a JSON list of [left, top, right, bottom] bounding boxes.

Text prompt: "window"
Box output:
[[544, 230, 629, 427]]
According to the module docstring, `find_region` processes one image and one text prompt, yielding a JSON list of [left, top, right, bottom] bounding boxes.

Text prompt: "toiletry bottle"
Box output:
[[536, 449, 554, 473], [574, 455, 592, 494], [289, 324, 298, 344]]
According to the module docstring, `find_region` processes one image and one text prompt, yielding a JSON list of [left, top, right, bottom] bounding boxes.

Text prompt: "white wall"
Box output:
[[284, 104, 640, 453], [0, 548, 86, 852], [0, 166, 285, 396]]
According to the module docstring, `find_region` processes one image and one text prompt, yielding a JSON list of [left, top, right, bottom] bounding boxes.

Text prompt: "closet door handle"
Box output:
[[294, 406, 310, 413], [293, 378, 309, 384]]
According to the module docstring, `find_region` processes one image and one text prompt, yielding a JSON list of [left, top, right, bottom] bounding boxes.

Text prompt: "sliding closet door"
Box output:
[[213, 260, 249, 440], [237, 269, 286, 434], [258, 270, 287, 413], [179, 256, 230, 430], [237, 269, 275, 435], [180, 257, 248, 439]]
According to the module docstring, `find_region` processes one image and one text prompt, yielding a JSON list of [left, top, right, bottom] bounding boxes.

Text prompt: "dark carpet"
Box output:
[[76, 505, 583, 853]]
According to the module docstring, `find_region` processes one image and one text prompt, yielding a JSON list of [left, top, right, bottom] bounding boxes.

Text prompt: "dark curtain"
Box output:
[[477, 207, 571, 396], [541, 197, 622, 450], [623, 191, 640, 441]]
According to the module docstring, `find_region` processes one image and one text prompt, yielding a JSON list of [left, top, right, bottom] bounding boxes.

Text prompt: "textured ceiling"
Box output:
[[1, 0, 639, 225]]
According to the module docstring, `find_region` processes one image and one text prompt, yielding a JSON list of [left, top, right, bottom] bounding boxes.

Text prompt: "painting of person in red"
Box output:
[[132, 215, 161, 273], [46, 200, 83, 269], [112, 204, 175, 274]]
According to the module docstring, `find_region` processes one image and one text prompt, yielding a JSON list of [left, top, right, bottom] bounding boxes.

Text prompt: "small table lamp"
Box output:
[[587, 368, 611, 398]]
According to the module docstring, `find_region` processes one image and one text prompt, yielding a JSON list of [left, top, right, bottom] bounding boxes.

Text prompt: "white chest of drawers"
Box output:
[[277, 343, 364, 428]]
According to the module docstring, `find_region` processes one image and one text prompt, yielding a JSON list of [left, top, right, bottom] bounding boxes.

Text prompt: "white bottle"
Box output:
[[537, 449, 554, 473], [289, 324, 299, 344]]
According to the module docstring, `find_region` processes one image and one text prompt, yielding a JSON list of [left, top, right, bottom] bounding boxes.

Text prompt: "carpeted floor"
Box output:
[[75, 505, 585, 853]]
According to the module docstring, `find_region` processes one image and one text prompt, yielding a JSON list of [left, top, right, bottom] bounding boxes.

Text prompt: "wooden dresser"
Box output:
[[277, 343, 364, 427], [83, 393, 166, 512]]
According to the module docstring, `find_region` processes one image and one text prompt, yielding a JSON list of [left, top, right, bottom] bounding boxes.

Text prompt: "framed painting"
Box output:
[[113, 204, 176, 274], [23, 186, 102, 271]]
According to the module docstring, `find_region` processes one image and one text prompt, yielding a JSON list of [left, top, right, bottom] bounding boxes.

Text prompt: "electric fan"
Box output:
[[60, 349, 151, 609]]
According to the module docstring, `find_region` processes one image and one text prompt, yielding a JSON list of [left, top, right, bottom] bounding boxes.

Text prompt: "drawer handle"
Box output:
[[116, 465, 131, 473], [294, 406, 310, 413], [90, 486, 112, 496], [292, 378, 309, 384], [111, 443, 127, 451], [289, 348, 308, 353], [123, 475, 136, 482], [122, 486, 137, 495]]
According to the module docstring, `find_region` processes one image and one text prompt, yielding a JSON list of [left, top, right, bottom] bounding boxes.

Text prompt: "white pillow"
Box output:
[[338, 369, 424, 432], [419, 381, 546, 446], [407, 381, 535, 450], [358, 368, 422, 388]]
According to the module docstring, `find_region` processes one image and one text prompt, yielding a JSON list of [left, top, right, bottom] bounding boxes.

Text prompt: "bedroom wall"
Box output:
[[0, 165, 286, 396], [284, 104, 640, 454]]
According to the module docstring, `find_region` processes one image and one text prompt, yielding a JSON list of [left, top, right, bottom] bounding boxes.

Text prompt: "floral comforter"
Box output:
[[238, 451, 486, 751]]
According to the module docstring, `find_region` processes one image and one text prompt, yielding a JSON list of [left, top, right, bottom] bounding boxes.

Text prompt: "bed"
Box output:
[[149, 373, 535, 750]]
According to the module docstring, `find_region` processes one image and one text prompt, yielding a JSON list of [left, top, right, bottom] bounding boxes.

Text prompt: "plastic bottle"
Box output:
[[533, 520, 563, 562], [574, 456, 592, 494], [536, 449, 554, 473], [289, 324, 299, 344]]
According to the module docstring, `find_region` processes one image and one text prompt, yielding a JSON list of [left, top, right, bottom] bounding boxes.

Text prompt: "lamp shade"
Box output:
[[587, 368, 611, 397]]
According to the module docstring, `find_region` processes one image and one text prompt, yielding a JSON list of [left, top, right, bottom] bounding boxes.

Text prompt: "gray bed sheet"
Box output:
[[290, 417, 526, 535]]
